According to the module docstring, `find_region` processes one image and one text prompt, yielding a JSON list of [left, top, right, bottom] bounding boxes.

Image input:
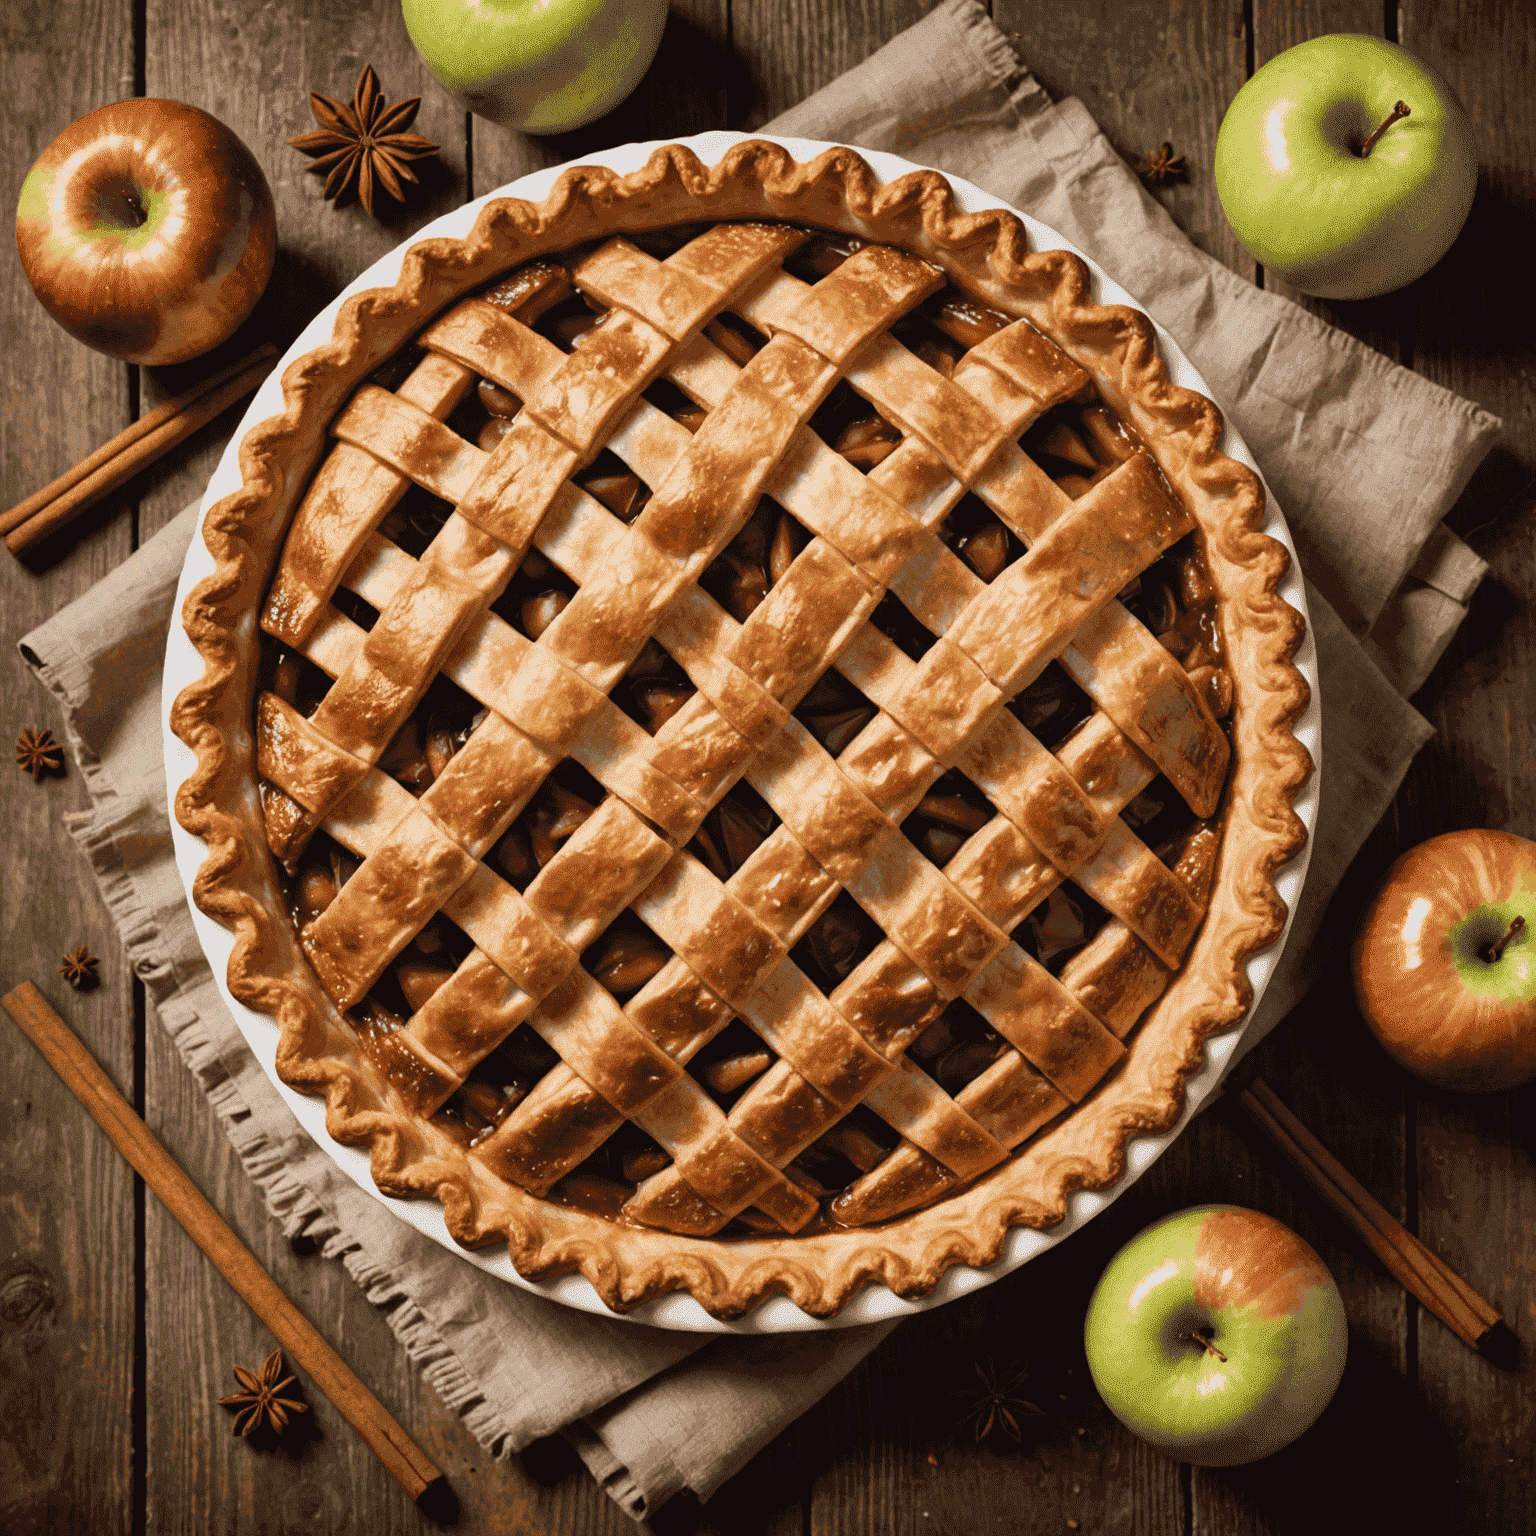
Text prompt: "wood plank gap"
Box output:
[[1243, 0, 1260, 292], [1405, 1084, 1420, 1391], [132, 974, 147, 1536], [463, 110, 473, 215], [795, 1423, 811, 1536], [725, 0, 734, 121], [1180, 1457, 1193, 1536], [128, 364, 141, 552], [1394, 0, 1414, 379], [133, 0, 146, 97]]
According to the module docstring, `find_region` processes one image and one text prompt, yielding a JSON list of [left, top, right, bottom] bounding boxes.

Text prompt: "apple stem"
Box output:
[[1358, 101, 1411, 158], [1481, 914, 1527, 965], [1178, 1326, 1229, 1363]]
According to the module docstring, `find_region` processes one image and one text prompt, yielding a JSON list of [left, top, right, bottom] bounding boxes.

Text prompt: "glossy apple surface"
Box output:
[[1352, 829, 1536, 1092], [15, 99, 276, 367], [402, 0, 668, 135], [1214, 34, 1477, 298], [1084, 1205, 1347, 1466]]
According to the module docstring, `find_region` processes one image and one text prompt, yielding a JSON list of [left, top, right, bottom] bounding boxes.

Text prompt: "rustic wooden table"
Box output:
[[3, 1, 1532, 1531]]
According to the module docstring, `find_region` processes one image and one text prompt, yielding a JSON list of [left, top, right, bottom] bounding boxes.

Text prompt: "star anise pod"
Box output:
[[290, 65, 439, 218], [1137, 141, 1188, 186], [954, 1358, 1045, 1443], [58, 946, 99, 990], [219, 1349, 309, 1438], [15, 726, 64, 780]]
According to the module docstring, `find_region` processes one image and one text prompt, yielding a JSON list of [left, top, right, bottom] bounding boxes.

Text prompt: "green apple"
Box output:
[[401, 0, 668, 135], [1214, 35, 1477, 298], [1353, 829, 1536, 1092], [1084, 1205, 1347, 1465]]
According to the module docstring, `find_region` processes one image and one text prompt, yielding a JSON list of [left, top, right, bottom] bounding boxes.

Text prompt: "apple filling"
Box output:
[[256, 223, 1235, 1235]]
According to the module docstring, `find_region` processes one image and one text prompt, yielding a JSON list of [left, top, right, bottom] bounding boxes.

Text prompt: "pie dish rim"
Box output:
[[163, 129, 1320, 1332]]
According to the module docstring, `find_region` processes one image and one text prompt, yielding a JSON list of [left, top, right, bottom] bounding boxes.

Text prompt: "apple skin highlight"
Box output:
[[1084, 1206, 1347, 1466], [1353, 830, 1536, 1093]]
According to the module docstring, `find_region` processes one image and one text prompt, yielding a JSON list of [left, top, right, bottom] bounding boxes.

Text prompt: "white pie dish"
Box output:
[[163, 129, 1321, 1333]]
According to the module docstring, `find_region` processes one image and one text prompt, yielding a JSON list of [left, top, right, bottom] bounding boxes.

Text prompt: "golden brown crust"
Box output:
[[172, 140, 1311, 1321]]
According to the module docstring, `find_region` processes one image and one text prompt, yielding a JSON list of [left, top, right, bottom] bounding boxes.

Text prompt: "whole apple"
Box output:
[[1352, 829, 1536, 1092], [15, 99, 276, 367], [1084, 1205, 1347, 1466], [1213, 35, 1477, 299], [402, 0, 668, 135]]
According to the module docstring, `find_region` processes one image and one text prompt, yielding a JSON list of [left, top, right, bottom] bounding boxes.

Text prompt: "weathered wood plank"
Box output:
[[730, 0, 927, 132], [140, 1010, 429, 1535], [0, 1, 138, 1533], [799, 1181, 1186, 1536], [1393, 3, 1536, 1532], [997, 0, 1251, 277]]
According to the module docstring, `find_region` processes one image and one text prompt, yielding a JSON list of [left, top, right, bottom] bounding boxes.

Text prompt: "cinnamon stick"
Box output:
[[3, 342, 279, 557], [1237, 1077, 1507, 1357], [2, 981, 446, 1502]]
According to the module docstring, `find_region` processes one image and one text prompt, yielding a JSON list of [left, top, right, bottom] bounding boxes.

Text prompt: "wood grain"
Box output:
[[996, 0, 1252, 276], [0, 2, 138, 1533], [140, 1010, 429, 1534], [1394, 4, 1536, 1533], [4, 0, 1535, 1531], [730, 0, 929, 129]]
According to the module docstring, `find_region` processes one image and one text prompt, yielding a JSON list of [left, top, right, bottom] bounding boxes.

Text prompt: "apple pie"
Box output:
[[173, 141, 1311, 1319]]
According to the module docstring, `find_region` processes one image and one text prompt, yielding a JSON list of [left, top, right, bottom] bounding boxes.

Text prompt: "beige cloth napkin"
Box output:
[[19, 0, 1500, 1522]]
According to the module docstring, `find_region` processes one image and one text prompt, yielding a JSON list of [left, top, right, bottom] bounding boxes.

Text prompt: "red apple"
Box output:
[[15, 99, 276, 366], [1352, 829, 1536, 1092]]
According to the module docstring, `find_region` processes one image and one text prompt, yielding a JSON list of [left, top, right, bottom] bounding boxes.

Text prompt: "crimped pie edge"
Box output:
[[170, 140, 1313, 1321]]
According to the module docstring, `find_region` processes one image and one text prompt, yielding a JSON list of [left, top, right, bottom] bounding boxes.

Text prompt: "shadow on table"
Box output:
[[1197, 1335, 1456, 1531]]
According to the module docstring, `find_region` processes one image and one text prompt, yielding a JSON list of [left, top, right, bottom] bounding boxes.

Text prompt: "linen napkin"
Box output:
[[18, 0, 1500, 1522]]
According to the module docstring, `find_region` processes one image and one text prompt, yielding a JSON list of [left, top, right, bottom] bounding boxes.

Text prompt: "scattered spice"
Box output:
[[954, 1358, 1044, 1443], [290, 65, 439, 218], [15, 726, 64, 780], [219, 1349, 309, 1438], [1137, 141, 1188, 186], [58, 946, 99, 990]]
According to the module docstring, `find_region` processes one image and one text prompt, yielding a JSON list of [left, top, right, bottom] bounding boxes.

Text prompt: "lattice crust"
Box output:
[[174, 141, 1312, 1319], [252, 213, 1230, 1241]]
